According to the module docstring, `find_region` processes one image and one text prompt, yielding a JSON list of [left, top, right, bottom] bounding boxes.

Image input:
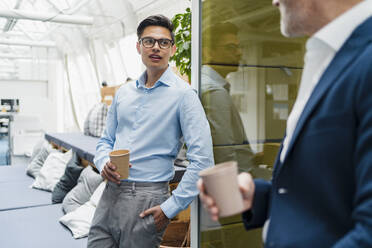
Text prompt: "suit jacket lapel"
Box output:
[[275, 17, 372, 173]]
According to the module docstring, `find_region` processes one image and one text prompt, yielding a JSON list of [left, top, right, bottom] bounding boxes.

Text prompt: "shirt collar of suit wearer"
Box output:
[[201, 65, 231, 92], [136, 65, 175, 89], [312, 0, 372, 52]]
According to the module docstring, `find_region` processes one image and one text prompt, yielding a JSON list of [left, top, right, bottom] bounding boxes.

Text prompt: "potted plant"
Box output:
[[170, 7, 191, 82]]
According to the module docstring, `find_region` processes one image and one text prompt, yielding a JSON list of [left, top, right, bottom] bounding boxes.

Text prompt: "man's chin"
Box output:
[[146, 63, 168, 71], [281, 24, 305, 38]]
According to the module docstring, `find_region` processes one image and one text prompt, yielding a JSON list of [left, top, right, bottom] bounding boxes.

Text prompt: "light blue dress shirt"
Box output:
[[94, 66, 214, 218]]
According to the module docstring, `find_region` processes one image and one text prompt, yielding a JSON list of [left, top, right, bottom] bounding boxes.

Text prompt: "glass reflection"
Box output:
[[201, 23, 254, 172], [199, 0, 307, 247]]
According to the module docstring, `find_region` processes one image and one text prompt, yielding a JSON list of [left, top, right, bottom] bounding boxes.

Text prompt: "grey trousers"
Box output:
[[87, 181, 170, 248]]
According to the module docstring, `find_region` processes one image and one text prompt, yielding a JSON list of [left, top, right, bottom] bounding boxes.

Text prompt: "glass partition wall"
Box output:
[[198, 0, 307, 247]]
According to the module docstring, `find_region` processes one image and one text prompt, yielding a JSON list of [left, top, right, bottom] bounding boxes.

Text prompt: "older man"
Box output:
[[199, 0, 372, 247]]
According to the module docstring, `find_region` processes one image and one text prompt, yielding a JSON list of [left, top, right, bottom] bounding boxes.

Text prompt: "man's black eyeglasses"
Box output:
[[139, 37, 174, 49]]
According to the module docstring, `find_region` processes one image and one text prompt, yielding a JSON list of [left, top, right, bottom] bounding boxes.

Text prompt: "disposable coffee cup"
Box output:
[[109, 149, 130, 180], [199, 161, 245, 217]]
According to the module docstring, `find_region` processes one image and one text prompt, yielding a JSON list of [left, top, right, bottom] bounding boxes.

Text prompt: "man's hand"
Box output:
[[139, 205, 170, 232], [101, 161, 132, 185], [197, 172, 255, 221]]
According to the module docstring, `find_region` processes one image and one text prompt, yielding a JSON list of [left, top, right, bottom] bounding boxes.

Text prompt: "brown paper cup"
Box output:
[[109, 149, 130, 180], [199, 161, 244, 217]]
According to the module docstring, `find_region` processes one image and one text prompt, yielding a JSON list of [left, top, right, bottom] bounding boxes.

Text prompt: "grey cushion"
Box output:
[[83, 103, 108, 137], [29, 139, 45, 162], [26, 142, 58, 178], [52, 152, 84, 204], [62, 166, 102, 213]]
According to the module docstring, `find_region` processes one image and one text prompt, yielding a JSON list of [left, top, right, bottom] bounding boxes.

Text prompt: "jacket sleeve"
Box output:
[[242, 179, 272, 230], [332, 56, 372, 247]]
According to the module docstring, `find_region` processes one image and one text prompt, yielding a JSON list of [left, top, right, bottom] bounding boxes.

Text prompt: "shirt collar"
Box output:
[[201, 65, 230, 89], [136, 65, 175, 89], [313, 0, 372, 52]]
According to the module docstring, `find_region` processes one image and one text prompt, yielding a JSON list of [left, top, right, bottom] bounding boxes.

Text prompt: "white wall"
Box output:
[[0, 58, 63, 133]]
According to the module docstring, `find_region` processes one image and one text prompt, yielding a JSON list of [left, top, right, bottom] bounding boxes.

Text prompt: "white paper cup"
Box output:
[[199, 161, 245, 217]]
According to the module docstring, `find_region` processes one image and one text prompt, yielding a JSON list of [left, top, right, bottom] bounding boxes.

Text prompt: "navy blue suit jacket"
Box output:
[[243, 17, 372, 247]]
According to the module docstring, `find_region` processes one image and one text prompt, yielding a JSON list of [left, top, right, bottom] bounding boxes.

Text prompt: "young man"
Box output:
[[199, 0, 372, 247], [88, 15, 214, 247]]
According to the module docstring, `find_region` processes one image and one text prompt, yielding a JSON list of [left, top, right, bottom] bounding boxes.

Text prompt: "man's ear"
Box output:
[[136, 42, 141, 54], [171, 44, 177, 56]]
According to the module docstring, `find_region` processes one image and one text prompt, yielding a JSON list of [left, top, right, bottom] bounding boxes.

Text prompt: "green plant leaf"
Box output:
[[171, 7, 192, 81]]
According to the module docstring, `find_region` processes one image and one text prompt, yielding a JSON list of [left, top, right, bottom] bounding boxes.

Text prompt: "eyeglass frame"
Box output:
[[139, 37, 174, 49]]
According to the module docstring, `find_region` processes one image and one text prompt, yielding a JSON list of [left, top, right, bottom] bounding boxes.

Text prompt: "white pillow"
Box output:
[[59, 181, 106, 239], [29, 139, 46, 161], [90, 181, 106, 207], [26, 142, 58, 178], [32, 150, 73, 192]]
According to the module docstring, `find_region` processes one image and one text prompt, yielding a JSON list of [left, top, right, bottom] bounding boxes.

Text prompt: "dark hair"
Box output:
[[202, 22, 239, 48], [137, 15, 175, 42]]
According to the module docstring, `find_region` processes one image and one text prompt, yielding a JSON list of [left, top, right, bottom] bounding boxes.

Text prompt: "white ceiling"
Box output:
[[0, 0, 190, 77]]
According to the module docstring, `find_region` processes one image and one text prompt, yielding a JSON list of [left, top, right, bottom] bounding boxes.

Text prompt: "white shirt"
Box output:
[[279, 0, 372, 162]]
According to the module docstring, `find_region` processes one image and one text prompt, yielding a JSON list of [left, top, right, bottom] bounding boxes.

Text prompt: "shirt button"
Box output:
[[278, 188, 288, 194]]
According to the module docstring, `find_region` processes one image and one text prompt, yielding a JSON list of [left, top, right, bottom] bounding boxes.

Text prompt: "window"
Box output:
[[199, 0, 306, 247]]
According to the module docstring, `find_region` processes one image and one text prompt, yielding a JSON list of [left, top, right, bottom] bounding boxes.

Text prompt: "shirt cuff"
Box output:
[[160, 196, 182, 219], [242, 209, 253, 222], [95, 157, 110, 174]]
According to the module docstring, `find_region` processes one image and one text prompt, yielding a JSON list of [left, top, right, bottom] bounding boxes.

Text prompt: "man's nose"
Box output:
[[152, 41, 161, 50]]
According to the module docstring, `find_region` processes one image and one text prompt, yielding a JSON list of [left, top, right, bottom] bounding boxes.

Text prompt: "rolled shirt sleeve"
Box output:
[[160, 89, 214, 218], [93, 94, 118, 173]]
